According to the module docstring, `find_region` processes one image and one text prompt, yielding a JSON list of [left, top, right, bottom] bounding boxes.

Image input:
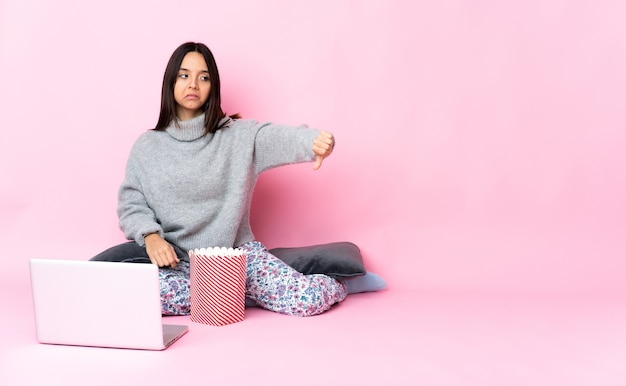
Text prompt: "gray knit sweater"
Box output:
[[117, 114, 319, 257]]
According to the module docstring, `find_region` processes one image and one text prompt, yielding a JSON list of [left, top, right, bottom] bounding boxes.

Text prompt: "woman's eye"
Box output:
[[178, 74, 188, 79], [201, 76, 210, 82]]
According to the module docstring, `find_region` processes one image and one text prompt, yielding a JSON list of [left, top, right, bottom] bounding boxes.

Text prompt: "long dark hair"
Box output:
[[154, 42, 238, 135]]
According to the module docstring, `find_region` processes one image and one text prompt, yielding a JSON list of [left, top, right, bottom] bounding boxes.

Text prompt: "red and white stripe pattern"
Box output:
[[189, 247, 247, 326]]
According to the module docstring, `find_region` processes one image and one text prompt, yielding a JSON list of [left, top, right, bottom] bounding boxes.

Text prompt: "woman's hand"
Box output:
[[144, 233, 180, 268], [312, 130, 335, 170]]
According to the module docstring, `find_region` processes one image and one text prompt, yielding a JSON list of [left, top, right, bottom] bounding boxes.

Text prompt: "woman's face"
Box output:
[[174, 52, 211, 121]]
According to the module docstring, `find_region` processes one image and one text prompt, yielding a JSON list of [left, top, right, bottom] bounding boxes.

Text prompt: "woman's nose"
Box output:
[[189, 78, 198, 89]]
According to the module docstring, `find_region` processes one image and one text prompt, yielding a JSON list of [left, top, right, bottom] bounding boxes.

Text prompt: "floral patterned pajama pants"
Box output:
[[160, 241, 347, 317]]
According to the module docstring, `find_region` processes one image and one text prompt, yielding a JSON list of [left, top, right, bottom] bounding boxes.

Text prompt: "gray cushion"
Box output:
[[270, 242, 366, 279]]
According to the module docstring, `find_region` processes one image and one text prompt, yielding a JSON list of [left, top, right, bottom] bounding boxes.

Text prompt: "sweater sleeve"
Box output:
[[251, 121, 320, 174], [117, 141, 162, 246]]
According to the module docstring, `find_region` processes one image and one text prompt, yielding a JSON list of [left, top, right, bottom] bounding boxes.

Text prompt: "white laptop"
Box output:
[[29, 259, 188, 350]]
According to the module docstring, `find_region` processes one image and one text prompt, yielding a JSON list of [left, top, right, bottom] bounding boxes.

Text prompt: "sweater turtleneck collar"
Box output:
[[165, 114, 233, 142], [165, 114, 207, 142]]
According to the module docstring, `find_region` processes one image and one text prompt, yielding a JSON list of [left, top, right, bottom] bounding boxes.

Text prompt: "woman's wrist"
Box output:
[[143, 232, 160, 240]]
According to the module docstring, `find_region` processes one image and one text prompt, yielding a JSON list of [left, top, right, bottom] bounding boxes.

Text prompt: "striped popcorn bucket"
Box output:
[[188, 247, 247, 326]]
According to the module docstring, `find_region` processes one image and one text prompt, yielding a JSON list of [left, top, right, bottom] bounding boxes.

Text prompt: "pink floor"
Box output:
[[2, 272, 626, 386]]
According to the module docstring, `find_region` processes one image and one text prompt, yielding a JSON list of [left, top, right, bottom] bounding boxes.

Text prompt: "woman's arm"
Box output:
[[117, 142, 179, 267], [251, 121, 333, 173]]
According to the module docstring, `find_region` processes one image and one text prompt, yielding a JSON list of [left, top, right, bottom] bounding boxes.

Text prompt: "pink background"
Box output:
[[2, 0, 626, 297], [3, 2, 626, 385]]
